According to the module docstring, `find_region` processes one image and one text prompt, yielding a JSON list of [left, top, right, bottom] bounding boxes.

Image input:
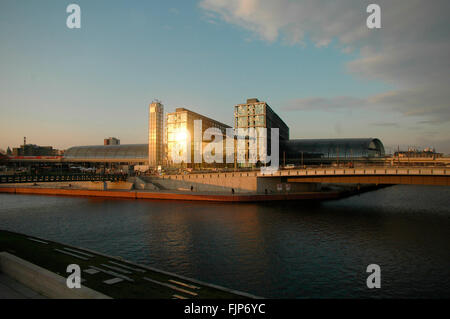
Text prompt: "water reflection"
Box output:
[[0, 185, 449, 298]]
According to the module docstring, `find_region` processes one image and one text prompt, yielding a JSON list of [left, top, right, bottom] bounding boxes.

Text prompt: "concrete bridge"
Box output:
[[1, 166, 448, 196], [260, 166, 450, 186], [149, 166, 449, 194]]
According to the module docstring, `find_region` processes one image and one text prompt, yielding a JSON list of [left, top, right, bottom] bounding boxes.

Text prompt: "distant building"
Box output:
[[166, 107, 231, 167], [394, 148, 443, 158], [148, 101, 164, 167], [234, 98, 289, 166], [104, 137, 120, 145], [0, 149, 6, 163], [12, 139, 59, 157]]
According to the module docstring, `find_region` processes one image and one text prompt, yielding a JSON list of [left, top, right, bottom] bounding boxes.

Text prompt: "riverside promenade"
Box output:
[[0, 184, 341, 202], [0, 273, 46, 299], [0, 229, 258, 299]]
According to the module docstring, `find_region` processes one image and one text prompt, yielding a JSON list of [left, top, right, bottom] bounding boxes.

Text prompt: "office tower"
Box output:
[[234, 98, 289, 166]]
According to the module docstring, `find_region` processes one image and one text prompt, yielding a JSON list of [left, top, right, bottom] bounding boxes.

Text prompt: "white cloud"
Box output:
[[200, 0, 450, 119], [200, 0, 450, 150], [200, 0, 373, 45], [283, 96, 366, 112], [169, 8, 180, 15], [284, 86, 450, 123]]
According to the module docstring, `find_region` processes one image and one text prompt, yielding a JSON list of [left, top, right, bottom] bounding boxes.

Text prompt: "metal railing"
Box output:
[[258, 167, 450, 177], [0, 174, 128, 184]]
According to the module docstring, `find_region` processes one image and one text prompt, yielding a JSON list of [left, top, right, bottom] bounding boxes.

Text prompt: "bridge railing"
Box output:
[[0, 174, 128, 184], [258, 167, 450, 177]]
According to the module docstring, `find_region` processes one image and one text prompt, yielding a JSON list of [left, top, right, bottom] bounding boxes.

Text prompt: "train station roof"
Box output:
[[64, 144, 148, 162], [281, 138, 385, 158]]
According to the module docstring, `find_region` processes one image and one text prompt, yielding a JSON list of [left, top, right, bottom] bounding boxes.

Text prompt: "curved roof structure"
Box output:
[[281, 138, 385, 159], [64, 144, 148, 162]]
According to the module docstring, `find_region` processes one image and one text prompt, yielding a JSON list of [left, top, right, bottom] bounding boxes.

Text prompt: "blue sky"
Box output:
[[1, 0, 449, 154]]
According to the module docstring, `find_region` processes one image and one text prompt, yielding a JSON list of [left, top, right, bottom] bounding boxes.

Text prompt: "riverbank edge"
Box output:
[[0, 229, 260, 299], [0, 251, 111, 299], [0, 186, 343, 202]]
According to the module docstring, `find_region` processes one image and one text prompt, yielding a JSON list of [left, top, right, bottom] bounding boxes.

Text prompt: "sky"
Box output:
[[0, 0, 449, 154]]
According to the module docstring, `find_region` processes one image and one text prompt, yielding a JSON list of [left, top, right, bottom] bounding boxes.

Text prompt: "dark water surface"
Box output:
[[0, 185, 449, 298]]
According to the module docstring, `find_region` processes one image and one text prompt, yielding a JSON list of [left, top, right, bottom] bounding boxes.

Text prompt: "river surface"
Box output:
[[0, 185, 449, 298]]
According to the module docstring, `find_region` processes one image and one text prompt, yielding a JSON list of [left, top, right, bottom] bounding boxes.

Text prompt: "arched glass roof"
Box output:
[[281, 138, 385, 159], [64, 144, 148, 162]]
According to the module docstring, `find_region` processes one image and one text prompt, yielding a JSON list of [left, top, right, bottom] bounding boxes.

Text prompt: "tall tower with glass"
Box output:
[[148, 101, 164, 167]]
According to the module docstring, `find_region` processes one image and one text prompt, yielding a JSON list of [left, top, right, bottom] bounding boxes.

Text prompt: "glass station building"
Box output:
[[166, 108, 231, 167], [64, 144, 148, 164], [281, 138, 385, 165], [61, 98, 385, 170]]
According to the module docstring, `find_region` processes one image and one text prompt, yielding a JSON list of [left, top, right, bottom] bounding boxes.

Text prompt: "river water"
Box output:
[[0, 185, 449, 298]]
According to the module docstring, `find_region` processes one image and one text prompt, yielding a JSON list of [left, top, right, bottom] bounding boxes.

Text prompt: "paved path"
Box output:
[[0, 273, 46, 299]]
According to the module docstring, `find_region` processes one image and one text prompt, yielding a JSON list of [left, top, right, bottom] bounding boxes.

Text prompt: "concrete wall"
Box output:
[[0, 181, 132, 191], [1, 175, 319, 194], [130, 177, 159, 191], [105, 181, 133, 190], [76, 181, 105, 190], [146, 173, 319, 194], [0, 252, 110, 299], [77, 181, 133, 191]]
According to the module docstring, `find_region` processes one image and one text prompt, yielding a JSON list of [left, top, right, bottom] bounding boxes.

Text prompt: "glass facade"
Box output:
[[166, 110, 189, 164], [166, 108, 231, 167], [148, 102, 164, 167], [280, 138, 385, 164]]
